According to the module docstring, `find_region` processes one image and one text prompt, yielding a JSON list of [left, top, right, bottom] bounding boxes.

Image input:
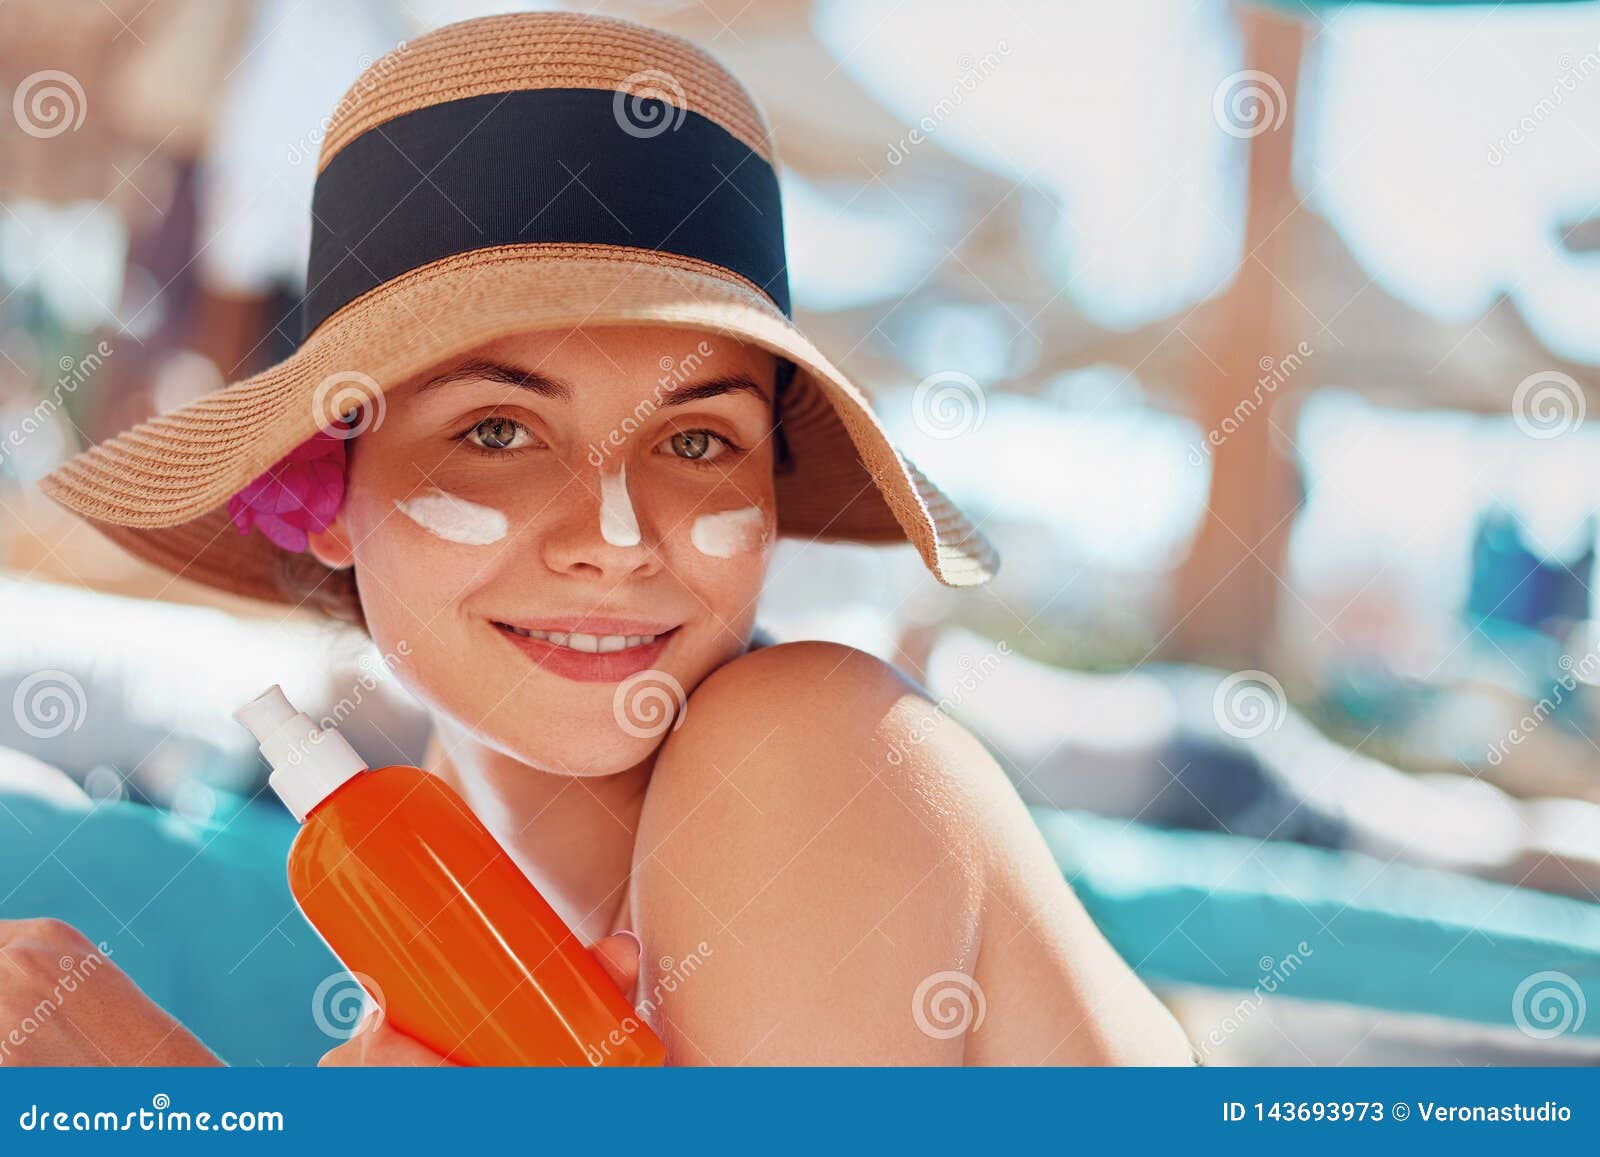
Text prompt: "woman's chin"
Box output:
[[468, 716, 665, 777], [395, 653, 692, 775]]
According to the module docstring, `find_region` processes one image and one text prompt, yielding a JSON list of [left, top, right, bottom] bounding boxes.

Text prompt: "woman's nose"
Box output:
[[539, 465, 661, 581]]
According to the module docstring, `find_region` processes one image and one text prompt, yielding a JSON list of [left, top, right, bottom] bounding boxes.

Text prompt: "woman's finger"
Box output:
[[317, 1037, 363, 1067], [320, 938, 644, 1066], [316, 1029, 365, 1066], [589, 929, 643, 1001], [317, 1007, 382, 1067], [361, 1019, 457, 1066], [318, 1009, 455, 1067]]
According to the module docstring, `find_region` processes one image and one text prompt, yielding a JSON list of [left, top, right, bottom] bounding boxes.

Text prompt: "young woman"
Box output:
[[14, 12, 1192, 1066]]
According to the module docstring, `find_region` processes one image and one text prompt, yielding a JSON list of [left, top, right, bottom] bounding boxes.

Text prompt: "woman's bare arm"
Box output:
[[0, 918, 220, 1066], [635, 642, 983, 1063], [634, 641, 1192, 1065]]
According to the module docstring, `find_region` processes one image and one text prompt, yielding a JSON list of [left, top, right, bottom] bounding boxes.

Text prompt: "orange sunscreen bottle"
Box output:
[[234, 685, 665, 1067]]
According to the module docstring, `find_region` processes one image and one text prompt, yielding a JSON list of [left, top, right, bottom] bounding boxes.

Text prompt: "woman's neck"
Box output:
[[413, 634, 768, 939], [420, 721, 652, 943]]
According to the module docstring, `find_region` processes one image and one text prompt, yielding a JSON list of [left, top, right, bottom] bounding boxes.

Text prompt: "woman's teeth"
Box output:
[[500, 625, 660, 652]]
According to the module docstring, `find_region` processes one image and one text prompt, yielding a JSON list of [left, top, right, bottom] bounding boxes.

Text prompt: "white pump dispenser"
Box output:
[[233, 685, 367, 821]]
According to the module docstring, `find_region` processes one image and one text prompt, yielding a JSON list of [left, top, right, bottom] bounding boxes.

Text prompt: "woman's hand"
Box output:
[[0, 917, 221, 1066], [318, 930, 645, 1067]]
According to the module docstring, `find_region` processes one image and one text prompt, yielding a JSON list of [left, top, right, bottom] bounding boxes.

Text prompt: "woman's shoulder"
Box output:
[[633, 642, 1194, 1064], [634, 640, 1199, 1065], [631, 640, 1011, 1062], [657, 638, 1012, 817]]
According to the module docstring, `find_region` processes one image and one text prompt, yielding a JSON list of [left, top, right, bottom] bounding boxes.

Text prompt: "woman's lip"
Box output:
[[491, 622, 676, 684], [492, 616, 681, 636]]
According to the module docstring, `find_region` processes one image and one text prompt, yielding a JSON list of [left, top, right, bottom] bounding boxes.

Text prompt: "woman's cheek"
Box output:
[[346, 484, 505, 636], [666, 502, 774, 638], [346, 505, 503, 733], [393, 487, 509, 545], [687, 505, 767, 559]]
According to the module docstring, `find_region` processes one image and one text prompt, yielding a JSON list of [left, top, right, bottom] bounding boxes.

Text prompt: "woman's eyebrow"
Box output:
[[661, 373, 767, 406], [416, 359, 575, 400]]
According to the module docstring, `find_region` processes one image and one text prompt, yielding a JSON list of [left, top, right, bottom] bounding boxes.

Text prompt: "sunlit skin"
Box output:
[[0, 326, 1193, 1066], [312, 325, 779, 779]]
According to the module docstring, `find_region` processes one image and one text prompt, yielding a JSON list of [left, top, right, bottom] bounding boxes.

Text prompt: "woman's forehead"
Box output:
[[472, 326, 774, 377], [400, 326, 779, 407]]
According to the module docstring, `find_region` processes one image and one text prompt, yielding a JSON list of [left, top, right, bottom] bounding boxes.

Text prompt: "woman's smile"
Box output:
[[4, 7, 1213, 1076], [490, 616, 682, 683], [299, 326, 778, 770]]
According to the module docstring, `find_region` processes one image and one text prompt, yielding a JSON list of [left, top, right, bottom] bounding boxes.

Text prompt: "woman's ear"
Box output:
[[307, 513, 355, 570]]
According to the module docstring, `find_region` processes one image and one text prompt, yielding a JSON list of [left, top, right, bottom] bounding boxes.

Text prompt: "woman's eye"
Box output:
[[659, 429, 730, 462], [466, 416, 530, 451]]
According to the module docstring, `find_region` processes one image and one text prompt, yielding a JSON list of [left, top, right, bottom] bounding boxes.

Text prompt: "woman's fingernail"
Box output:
[[615, 929, 643, 954]]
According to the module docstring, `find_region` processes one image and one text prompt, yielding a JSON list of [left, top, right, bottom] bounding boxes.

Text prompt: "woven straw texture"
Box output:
[[39, 12, 997, 606], [318, 11, 774, 169]]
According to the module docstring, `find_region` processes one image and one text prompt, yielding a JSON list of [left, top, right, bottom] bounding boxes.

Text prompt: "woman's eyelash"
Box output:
[[663, 428, 745, 463], [455, 415, 536, 453], [450, 419, 746, 461]]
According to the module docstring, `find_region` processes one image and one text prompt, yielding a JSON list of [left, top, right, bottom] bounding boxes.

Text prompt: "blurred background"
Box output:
[[2, 0, 1599, 1066]]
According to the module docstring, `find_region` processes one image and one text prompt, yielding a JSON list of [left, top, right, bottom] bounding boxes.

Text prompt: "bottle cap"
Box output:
[[233, 685, 367, 821]]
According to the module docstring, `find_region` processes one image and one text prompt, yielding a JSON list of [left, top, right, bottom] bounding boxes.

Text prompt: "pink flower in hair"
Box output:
[[227, 431, 347, 553]]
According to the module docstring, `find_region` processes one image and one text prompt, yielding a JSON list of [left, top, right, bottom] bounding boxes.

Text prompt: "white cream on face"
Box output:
[[690, 506, 767, 558], [395, 488, 508, 545], [599, 465, 641, 547]]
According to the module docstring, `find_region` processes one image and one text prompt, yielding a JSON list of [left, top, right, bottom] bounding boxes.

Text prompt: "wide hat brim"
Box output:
[[40, 242, 998, 606]]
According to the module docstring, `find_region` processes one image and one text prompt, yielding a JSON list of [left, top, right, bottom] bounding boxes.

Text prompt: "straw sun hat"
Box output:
[[40, 11, 998, 611]]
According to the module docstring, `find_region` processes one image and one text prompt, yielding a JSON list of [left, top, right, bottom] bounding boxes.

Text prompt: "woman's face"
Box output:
[[310, 325, 780, 775]]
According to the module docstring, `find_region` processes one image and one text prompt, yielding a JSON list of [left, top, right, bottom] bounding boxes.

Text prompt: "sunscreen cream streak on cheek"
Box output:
[[395, 488, 509, 545], [690, 506, 767, 558], [599, 465, 641, 547]]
